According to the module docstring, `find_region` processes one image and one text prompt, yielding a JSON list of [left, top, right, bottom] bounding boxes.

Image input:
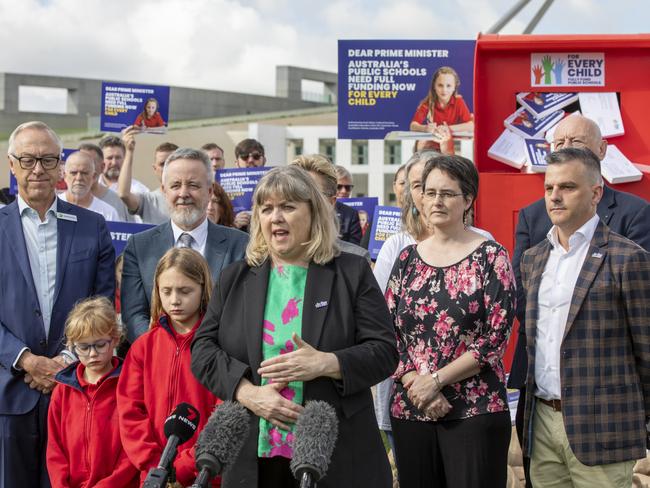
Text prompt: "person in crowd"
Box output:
[[290, 154, 371, 263], [235, 138, 266, 168], [386, 154, 515, 487], [191, 165, 397, 488], [372, 150, 495, 457], [207, 181, 235, 227], [202, 142, 226, 172], [392, 164, 407, 207], [508, 114, 650, 487], [118, 248, 221, 487], [46, 296, 139, 488], [520, 147, 650, 488], [233, 138, 267, 231], [133, 97, 166, 129], [98, 135, 149, 194], [78, 142, 132, 221], [0, 121, 115, 487], [118, 128, 177, 224], [334, 165, 362, 245], [410, 66, 474, 134], [59, 151, 120, 221], [121, 147, 248, 343]]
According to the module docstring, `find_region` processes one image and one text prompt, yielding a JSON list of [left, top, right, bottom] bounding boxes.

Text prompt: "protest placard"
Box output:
[[338, 197, 378, 236], [216, 167, 271, 213], [368, 205, 402, 260], [106, 221, 155, 256], [101, 82, 170, 133]]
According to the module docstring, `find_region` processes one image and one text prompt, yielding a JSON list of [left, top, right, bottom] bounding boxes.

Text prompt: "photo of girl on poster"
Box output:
[[410, 66, 474, 137], [133, 97, 166, 129]]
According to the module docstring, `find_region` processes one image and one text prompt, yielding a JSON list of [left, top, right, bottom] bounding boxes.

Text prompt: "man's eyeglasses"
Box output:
[[423, 190, 464, 201], [238, 152, 263, 161], [11, 154, 60, 170], [337, 184, 354, 192], [73, 339, 112, 357]]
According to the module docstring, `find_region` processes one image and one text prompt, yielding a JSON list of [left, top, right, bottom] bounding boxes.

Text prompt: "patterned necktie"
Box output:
[[177, 232, 193, 249]]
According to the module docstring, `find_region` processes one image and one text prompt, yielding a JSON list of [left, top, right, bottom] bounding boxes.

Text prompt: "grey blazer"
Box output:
[[121, 220, 248, 342]]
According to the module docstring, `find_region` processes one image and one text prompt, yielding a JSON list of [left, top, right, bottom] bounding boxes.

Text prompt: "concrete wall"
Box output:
[[0, 70, 334, 135]]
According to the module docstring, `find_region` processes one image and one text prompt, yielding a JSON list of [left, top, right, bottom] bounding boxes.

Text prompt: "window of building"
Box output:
[[351, 140, 368, 165], [18, 86, 74, 114], [384, 141, 401, 165], [318, 139, 336, 162]]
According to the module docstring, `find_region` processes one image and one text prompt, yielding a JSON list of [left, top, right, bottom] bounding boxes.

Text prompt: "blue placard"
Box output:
[[338, 197, 378, 236], [61, 148, 75, 161], [107, 221, 155, 256], [368, 205, 402, 260], [216, 167, 271, 214], [338, 39, 475, 139], [101, 82, 170, 133]]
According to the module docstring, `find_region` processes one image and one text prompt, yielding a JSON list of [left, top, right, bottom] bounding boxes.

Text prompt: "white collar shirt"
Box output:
[[535, 213, 600, 400], [171, 217, 208, 257]]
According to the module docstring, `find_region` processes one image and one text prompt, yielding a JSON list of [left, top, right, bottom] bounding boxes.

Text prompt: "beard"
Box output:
[[169, 198, 205, 228], [104, 167, 120, 182]]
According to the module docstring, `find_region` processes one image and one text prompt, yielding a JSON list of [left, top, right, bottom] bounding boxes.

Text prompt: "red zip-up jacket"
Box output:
[[47, 357, 139, 488], [117, 315, 222, 487]]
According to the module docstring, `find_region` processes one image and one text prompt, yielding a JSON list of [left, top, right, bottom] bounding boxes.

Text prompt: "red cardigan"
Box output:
[[117, 315, 221, 487], [47, 358, 139, 488]]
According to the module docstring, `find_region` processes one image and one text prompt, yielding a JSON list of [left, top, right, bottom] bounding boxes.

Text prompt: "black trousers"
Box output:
[[258, 456, 300, 488], [0, 394, 51, 488], [391, 411, 511, 488], [514, 387, 533, 488]]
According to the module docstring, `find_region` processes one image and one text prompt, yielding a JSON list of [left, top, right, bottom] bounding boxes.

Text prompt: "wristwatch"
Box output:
[[431, 372, 443, 390]]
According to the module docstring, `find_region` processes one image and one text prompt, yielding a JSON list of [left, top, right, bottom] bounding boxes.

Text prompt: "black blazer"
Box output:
[[335, 200, 362, 245], [508, 185, 650, 389], [191, 253, 397, 488]]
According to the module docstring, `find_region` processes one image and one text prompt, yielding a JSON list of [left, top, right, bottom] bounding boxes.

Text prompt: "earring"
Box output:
[[412, 206, 419, 217], [463, 210, 468, 229]]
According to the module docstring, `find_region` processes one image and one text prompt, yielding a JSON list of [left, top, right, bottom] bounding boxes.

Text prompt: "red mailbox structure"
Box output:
[[472, 34, 650, 369]]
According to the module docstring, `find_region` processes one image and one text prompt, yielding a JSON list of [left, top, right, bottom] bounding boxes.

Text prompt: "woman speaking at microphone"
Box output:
[[191, 166, 397, 488]]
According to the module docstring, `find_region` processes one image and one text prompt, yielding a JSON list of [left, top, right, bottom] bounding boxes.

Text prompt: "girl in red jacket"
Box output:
[[133, 97, 166, 129], [47, 296, 139, 488], [117, 248, 221, 487]]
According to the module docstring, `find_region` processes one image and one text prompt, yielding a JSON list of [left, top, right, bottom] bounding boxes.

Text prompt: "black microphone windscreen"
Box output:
[[290, 400, 338, 481], [195, 401, 251, 472], [164, 402, 201, 444]]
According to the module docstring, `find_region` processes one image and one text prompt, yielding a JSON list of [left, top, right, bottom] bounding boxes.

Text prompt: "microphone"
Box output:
[[290, 401, 338, 488], [142, 402, 201, 488], [189, 401, 251, 488]]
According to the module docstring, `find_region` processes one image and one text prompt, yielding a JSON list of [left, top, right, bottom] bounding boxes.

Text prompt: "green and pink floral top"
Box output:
[[258, 264, 307, 458]]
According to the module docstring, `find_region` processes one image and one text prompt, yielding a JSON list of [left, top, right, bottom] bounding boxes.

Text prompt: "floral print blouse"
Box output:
[[385, 241, 516, 422]]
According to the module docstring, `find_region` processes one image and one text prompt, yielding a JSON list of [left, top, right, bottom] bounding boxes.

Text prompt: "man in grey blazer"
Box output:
[[121, 148, 248, 342]]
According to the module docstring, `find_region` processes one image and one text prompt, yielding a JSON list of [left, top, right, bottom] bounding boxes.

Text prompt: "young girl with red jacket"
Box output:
[[117, 248, 221, 487], [47, 296, 139, 488]]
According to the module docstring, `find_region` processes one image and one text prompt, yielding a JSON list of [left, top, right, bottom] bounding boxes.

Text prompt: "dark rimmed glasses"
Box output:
[[11, 154, 61, 170]]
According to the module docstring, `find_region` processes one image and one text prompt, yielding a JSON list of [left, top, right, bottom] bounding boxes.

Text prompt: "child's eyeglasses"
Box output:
[[73, 339, 112, 357]]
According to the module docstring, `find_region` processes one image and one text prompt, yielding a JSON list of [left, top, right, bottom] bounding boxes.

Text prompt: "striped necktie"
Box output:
[[177, 232, 193, 249]]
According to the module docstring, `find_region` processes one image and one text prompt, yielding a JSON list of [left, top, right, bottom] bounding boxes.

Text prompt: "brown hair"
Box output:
[[65, 296, 122, 349], [210, 181, 235, 227], [291, 154, 338, 198], [155, 142, 179, 154], [149, 248, 213, 328]]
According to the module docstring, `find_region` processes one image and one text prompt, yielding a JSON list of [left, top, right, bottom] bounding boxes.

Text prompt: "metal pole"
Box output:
[[523, 0, 555, 34], [486, 0, 532, 33]]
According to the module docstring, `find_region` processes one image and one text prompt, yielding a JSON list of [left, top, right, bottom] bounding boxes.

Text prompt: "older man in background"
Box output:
[[121, 148, 248, 342]]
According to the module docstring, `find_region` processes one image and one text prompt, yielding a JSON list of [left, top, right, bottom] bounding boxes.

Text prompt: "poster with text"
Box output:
[[368, 205, 402, 260], [339, 197, 378, 237], [107, 221, 154, 256], [101, 82, 170, 133], [338, 39, 475, 139], [216, 167, 271, 213]]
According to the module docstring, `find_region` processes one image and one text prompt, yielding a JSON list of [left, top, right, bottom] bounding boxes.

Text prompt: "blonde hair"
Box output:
[[422, 66, 461, 111], [290, 154, 338, 197], [65, 296, 122, 349], [149, 248, 213, 328], [246, 166, 340, 267]]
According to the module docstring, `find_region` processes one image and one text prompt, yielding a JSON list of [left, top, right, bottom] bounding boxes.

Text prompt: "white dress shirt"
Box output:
[[171, 217, 208, 256], [535, 213, 599, 400]]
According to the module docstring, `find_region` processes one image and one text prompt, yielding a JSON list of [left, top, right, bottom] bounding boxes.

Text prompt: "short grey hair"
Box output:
[[335, 165, 352, 181], [546, 147, 603, 186], [8, 121, 63, 156], [162, 148, 214, 185]]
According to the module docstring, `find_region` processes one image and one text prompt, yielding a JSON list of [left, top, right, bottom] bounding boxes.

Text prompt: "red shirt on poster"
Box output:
[[134, 112, 166, 128], [411, 95, 472, 126]]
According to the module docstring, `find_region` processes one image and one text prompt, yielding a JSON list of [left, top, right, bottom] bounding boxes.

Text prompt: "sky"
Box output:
[[1, 0, 648, 109]]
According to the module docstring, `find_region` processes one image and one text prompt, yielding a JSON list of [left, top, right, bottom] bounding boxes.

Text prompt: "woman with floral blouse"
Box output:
[[386, 154, 516, 488]]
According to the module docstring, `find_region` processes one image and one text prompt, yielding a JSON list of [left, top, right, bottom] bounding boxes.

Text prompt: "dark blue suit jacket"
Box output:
[[508, 185, 650, 389], [0, 199, 115, 414], [121, 219, 248, 342], [336, 200, 362, 245]]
